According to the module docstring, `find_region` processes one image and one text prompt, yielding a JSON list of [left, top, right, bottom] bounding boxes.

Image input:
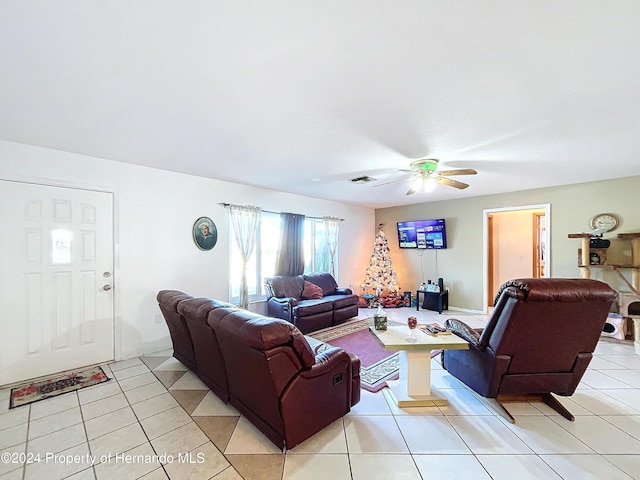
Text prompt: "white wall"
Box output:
[[0, 140, 375, 359], [376, 175, 640, 312]]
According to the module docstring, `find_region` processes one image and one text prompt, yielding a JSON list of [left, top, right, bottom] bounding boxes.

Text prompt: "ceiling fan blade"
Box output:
[[437, 177, 469, 189], [437, 168, 478, 177]]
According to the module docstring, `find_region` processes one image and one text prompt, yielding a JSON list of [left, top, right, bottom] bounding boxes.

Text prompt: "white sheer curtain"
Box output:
[[323, 216, 341, 276], [228, 204, 261, 309]]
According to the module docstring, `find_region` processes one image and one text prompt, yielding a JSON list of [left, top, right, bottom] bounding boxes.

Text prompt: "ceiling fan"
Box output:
[[374, 159, 478, 195]]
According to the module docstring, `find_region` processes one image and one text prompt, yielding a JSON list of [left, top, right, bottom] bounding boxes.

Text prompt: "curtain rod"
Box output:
[[217, 203, 344, 221]]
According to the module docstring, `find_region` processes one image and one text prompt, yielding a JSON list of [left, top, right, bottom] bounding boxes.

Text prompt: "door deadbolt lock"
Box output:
[[103, 285, 112, 291], [103, 272, 111, 278]]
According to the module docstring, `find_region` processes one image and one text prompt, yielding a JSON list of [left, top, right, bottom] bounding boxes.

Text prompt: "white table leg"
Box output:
[[387, 350, 447, 406]]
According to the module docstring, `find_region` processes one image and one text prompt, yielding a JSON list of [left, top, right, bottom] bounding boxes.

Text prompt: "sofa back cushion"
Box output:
[[303, 273, 338, 296], [265, 275, 305, 300]]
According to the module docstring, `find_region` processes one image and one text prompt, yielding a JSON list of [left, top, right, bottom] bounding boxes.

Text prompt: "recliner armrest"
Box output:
[[334, 287, 353, 295], [302, 347, 352, 378], [445, 318, 484, 349], [269, 296, 298, 307]]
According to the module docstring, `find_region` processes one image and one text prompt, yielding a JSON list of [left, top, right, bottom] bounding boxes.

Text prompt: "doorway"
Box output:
[[483, 204, 550, 311], [0, 180, 115, 385]]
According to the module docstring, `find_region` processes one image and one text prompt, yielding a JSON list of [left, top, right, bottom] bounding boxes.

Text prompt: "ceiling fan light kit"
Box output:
[[372, 158, 478, 195]]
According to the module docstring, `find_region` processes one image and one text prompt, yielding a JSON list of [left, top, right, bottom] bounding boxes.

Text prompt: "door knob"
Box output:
[[103, 285, 112, 291]]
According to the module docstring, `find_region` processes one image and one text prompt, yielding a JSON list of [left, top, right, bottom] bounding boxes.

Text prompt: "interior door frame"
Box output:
[[482, 203, 551, 314], [0, 173, 121, 362]]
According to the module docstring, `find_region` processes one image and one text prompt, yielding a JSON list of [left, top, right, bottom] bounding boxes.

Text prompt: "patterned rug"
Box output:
[[9, 366, 110, 409], [309, 319, 401, 392]]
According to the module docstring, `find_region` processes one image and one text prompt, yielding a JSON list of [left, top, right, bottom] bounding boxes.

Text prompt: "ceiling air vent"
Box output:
[[349, 175, 377, 184]]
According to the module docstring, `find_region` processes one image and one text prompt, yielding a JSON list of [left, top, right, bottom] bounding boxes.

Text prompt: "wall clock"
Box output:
[[589, 213, 620, 233]]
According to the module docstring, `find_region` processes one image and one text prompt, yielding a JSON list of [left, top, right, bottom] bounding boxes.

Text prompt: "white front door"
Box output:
[[0, 180, 115, 386]]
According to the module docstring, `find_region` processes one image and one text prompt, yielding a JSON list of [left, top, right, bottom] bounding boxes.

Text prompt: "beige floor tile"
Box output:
[[154, 371, 186, 389], [111, 364, 151, 381], [413, 454, 492, 480], [169, 390, 207, 414], [151, 422, 209, 459], [89, 422, 149, 459], [138, 468, 170, 479], [347, 389, 393, 415], [224, 417, 282, 455], [540, 454, 633, 480], [349, 454, 421, 480], [29, 392, 79, 420], [0, 442, 25, 476], [193, 416, 239, 452], [283, 454, 350, 480], [26, 423, 86, 455], [344, 415, 409, 453], [0, 469, 23, 480], [437, 388, 495, 416], [606, 454, 640, 479], [28, 405, 82, 440], [0, 423, 27, 450], [119, 372, 164, 391], [286, 419, 347, 454], [124, 381, 167, 405], [140, 356, 171, 370], [108, 358, 144, 372], [163, 441, 229, 480], [81, 392, 129, 420], [396, 415, 472, 454], [0, 407, 29, 431], [84, 406, 138, 440], [131, 392, 179, 420], [154, 358, 188, 372], [168, 371, 208, 391], [447, 415, 533, 455], [601, 414, 640, 439], [499, 415, 594, 454], [580, 370, 637, 389], [64, 467, 96, 479], [94, 442, 160, 480], [77, 380, 122, 405], [598, 369, 640, 388], [191, 391, 239, 417], [569, 390, 640, 415], [552, 416, 640, 454], [140, 406, 193, 440], [24, 442, 93, 480], [225, 454, 283, 480], [477, 454, 563, 480]]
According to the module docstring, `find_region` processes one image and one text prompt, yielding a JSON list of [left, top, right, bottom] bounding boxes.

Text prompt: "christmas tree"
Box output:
[[361, 226, 401, 306]]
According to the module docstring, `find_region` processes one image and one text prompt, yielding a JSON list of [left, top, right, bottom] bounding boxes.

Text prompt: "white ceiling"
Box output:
[[2, 2, 640, 208]]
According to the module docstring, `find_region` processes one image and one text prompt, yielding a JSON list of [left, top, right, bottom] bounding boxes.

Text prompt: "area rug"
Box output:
[[9, 366, 110, 409], [309, 319, 440, 393]]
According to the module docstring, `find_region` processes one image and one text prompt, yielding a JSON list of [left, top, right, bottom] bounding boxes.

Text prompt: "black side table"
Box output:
[[416, 290, 449, 314]]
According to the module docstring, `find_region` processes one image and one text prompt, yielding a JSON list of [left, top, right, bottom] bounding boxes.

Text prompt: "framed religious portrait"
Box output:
[[193, 217, 218, 251]]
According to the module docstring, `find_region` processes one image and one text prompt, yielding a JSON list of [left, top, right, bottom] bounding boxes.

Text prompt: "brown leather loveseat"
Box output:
[[264, 272, 359, 333], [156, 290, 361, 450]]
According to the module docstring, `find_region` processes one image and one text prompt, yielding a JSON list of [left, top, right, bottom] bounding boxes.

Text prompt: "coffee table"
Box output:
[[369, 325, 469, 407]]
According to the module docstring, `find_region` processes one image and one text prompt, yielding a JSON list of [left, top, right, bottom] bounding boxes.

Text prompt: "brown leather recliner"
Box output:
[[156, 290, 197, 371], [442, 278, 617, 422], [210, 309, 361, 449]]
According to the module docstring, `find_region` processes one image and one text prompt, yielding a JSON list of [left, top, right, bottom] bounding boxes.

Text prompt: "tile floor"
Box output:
[[1, 308, 640, 479]]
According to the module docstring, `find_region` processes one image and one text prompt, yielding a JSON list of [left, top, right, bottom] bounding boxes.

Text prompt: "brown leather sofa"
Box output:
[[264, 272, 359, 333], [157, 290, 361, 449], [442, 278, 617, 422]]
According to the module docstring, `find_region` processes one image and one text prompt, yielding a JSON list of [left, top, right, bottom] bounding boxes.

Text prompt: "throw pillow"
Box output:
[[302, 281, 323, 300]]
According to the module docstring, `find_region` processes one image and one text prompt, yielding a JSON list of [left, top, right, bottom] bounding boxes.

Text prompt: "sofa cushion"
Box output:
[[293, 299, 333, 317], [324, 293, 359, 310], [303, 273, 338, 296], [266, 275, 305, 300], [302, 281, 323, 300]]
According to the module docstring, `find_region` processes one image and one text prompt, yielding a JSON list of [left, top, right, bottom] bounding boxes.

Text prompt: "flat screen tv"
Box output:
[[397, 219, 447, 249]]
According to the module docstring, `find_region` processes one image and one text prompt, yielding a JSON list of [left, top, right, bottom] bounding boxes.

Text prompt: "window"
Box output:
[[229, 213, 335, 303]]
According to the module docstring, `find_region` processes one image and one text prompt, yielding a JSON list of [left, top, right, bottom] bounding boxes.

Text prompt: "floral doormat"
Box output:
[[9, 366, 110, 409]]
